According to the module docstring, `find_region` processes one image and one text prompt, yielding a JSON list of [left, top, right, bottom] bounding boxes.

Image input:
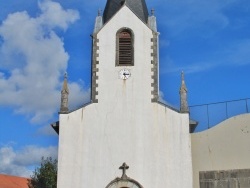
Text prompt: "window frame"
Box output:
[[116, 28, 134, 66]]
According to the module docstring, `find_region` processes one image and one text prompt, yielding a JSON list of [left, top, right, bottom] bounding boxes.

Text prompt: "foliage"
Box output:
[[28, 157, 57, 188]]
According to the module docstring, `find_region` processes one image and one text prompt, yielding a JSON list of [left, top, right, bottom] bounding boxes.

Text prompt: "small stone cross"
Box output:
[[119, 162, 129, 179], [151, 8, 155, 16], [64, 72, 68, 79], [98, 9, 102, 16]]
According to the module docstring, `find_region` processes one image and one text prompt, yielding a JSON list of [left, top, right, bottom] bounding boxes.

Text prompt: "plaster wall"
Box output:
[[191, 113, 250, 188], [57, 6, 192, 188]]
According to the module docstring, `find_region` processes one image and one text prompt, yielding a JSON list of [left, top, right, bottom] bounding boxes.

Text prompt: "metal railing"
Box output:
[[189, 98, 250, 132]]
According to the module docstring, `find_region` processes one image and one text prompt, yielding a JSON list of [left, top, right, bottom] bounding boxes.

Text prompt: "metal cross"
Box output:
[[119, 162, 129, 179]]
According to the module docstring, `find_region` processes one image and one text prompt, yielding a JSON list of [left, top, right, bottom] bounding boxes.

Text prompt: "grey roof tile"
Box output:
[[103, 0, 148, 24]]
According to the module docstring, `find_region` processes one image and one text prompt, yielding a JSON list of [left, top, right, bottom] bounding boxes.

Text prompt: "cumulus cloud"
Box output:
[[68, 82, 91, 110], [38, 0, 79, 31], [0, 145, 58, 177], [0, 1, 89, 124]]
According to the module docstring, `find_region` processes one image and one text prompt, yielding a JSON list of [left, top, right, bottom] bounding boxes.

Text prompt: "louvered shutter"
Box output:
[[119, 31, 132, 65]]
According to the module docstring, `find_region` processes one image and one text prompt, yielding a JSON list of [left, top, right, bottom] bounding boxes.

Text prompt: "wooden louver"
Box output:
[[119, 31, 132, 65]]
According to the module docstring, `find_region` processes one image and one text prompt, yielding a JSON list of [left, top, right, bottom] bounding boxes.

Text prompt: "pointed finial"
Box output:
[[179, 71, 189, 113], [181, 71, 186, 85], [119, 162, 129, 179], [62, 72, 69, 92], [98, 9, 102, 16], [180, 71, 187, 90], [151, 8, 155, 16], [60, 72, 69, 113]]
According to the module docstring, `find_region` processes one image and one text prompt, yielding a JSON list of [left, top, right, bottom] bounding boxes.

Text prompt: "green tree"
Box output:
[[28, 157, 57, 188]]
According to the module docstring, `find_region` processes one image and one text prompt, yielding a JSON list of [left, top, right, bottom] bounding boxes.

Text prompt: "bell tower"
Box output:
[[91, 0, 159, 105]]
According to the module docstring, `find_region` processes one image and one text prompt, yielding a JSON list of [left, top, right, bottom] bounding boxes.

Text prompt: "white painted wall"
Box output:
[[57, 6, 192, 188], [191, 113, 250, 188]]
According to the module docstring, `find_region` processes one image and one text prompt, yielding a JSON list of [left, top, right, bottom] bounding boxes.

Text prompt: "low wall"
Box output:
[[191, 114, 250, 188]]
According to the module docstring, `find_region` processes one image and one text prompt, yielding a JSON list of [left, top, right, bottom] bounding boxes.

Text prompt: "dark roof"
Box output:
[[51, 121, 59, 135], [189, 119, 198, 133], [103, 0, 149, 24]]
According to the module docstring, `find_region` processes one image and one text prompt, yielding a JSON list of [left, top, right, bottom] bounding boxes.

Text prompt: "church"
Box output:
[[52, 0, 250, 187]]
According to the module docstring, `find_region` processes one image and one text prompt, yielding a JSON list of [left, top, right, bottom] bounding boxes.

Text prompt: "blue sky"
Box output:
[[0, 0, 250, 177]]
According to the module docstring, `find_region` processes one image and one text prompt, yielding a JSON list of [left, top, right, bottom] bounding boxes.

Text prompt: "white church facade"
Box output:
[[52, 0, 250, 188]]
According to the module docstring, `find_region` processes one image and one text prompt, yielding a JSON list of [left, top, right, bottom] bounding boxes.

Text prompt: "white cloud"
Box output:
[[158, 90, 166, 103], [162, 61, 216, 75], [0, 1, 90, 124], [14, 145, 58, 166], [68, 82, 91, 110], [158, 90, 179, 110], [38, 0, 80, 31], [37, 124, 58, 136], [160, 38, 250, 75], [155, 0, 250, 75], [226, 39, 250, 66], [157, 0, 235, 36], [0, 145, 58, 177]]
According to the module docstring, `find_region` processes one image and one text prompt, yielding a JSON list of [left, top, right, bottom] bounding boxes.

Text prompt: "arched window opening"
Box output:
[[116, 29, 134, 66]]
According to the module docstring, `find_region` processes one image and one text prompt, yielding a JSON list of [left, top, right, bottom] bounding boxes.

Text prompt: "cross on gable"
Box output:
[[119, 162, 129, 179], [151, 8, 155, 16]]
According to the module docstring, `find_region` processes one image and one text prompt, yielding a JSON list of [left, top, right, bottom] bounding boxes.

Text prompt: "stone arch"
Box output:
[[105, 177, 143, 188], [105, 163, 143, 188]]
